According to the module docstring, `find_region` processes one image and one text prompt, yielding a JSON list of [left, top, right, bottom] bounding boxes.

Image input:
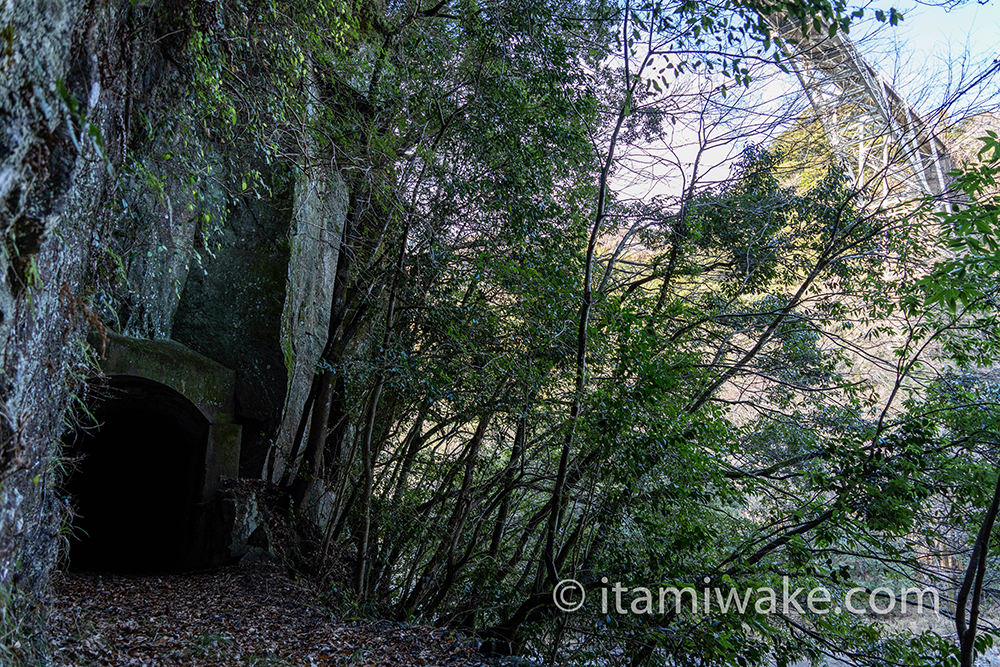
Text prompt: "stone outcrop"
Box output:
[[0, 1, 347, 655], [2, 2, 138, 640], [170, 167, 296, 478]]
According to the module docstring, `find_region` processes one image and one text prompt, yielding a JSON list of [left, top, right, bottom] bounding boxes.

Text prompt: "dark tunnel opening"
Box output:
[[66, 376, 212, 573]]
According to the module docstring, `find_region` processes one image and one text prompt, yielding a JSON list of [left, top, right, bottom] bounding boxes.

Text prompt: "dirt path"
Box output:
[[47, 562, 492, 666]]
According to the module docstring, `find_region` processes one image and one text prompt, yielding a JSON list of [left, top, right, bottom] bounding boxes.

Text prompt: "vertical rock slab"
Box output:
[[271, 169, 348, 482]]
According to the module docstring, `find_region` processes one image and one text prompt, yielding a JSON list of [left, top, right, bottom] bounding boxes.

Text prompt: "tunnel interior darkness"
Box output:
[[66, 376, 211, 573]]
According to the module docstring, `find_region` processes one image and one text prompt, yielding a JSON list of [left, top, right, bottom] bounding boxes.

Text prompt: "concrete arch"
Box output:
[[97, 332, 242, 499]]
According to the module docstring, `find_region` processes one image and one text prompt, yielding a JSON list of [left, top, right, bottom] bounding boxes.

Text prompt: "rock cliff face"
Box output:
[[0, 1, 345, 653]]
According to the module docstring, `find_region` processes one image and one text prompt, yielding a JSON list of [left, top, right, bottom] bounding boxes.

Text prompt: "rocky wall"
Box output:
[[1, 1, 143, 656], [0, 1, 348, 658]]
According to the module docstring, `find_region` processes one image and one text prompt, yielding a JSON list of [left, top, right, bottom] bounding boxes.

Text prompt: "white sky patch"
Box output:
[[610, 1, 1000, 204]]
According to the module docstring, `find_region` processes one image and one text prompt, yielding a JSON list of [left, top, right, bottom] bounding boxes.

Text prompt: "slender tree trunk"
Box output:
[[399, 409, 496, 614], [956, 469, 1000, 667], [490, 12, 650, 648], [354, 217, 410, 595], [489, 415, 526, 557]]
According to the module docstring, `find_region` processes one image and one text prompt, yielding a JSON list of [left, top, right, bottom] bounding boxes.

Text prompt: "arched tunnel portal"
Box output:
[[66, 333, 242, 572]]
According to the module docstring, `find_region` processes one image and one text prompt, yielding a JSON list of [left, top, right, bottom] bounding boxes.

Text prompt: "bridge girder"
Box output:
[[771, 17, 959, 211]]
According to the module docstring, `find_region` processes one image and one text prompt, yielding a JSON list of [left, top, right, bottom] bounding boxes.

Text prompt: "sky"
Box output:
[[854, 0, 1000, 112], [887, 0, 998, 64], [612, 0, 1000, 202]]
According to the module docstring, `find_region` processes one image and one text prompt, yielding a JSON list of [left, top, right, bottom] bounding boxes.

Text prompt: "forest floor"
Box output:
[[47, 561, 1000, 667], [46, 561, 495, 666]]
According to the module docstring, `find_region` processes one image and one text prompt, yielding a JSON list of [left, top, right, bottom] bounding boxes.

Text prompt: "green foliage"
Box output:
[[919, 132, 1000, 315], [0, 577, 44, 666], [81, 0, 998, 664]]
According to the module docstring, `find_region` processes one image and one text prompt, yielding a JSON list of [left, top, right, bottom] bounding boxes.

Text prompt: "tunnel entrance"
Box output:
[[66, 376, 212, 573]]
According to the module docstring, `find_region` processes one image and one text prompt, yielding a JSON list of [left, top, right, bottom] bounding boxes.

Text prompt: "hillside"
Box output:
[[3, 0, 1000, 665]]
